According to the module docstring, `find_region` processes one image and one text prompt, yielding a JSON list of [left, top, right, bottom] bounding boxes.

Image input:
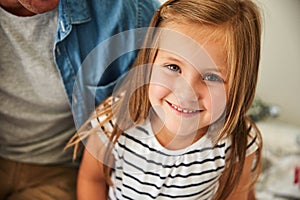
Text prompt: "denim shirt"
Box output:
[[54, 0, 159, 128]]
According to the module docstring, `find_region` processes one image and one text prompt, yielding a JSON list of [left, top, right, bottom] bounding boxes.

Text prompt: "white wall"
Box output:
[[256, 0, 300, 126]]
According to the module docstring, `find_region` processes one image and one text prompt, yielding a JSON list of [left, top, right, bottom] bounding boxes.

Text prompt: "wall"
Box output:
[[256, 0, 300, 126]]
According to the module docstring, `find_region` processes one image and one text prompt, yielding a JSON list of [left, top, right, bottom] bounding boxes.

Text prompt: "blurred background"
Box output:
[[256, 0, 300, 127]]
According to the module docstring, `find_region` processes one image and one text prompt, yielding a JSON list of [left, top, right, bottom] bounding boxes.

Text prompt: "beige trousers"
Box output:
[[0, 157, 78, 200]]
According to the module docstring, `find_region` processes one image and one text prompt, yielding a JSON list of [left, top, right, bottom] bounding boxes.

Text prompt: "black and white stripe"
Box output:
[[94, 118, 258, 200]]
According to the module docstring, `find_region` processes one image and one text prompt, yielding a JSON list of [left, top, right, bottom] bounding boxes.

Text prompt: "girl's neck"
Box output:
[[150, 116, 207, 150]]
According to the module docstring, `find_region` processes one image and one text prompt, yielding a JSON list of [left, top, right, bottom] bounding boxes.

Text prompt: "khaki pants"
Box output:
[[0, 157, 77, 200]]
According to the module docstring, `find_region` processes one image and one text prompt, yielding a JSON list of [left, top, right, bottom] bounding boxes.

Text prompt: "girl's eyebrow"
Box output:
[[204, 66, 227, 74], [159, 54, 185, 65]]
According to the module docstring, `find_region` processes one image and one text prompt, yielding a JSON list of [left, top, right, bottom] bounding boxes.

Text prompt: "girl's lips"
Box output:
[[166, 101, 202, 114]]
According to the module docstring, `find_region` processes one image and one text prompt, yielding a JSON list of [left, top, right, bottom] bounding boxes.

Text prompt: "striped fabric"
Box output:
[[94, 118, 258, 200]]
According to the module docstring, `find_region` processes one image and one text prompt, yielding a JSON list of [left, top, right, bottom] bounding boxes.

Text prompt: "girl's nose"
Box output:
[[172, 74, 205, 106]]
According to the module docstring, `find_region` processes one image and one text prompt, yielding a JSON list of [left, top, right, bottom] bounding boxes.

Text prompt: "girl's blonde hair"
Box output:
[[67, 0, 263, 199]]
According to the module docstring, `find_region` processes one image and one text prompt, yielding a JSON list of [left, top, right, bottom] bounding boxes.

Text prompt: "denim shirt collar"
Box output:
[[56, 0, 91, 41]]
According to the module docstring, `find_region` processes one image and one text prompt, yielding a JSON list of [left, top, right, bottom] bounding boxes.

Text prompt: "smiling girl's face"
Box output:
[[148, 23, 228, 148]]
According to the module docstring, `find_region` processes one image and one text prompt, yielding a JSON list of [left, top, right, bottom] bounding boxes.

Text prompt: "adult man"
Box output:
[[0, 0, 159, 199]]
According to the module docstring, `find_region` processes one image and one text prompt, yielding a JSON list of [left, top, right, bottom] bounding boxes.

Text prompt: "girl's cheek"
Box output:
[[149, 84, 168, 101], [210, 88, 227, 120]]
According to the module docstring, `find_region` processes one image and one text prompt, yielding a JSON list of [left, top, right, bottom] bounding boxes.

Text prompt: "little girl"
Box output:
[[67, 0, 263, 199]]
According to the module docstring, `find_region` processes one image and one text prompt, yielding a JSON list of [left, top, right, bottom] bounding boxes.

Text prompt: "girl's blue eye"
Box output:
[[166, 64, 181, 72], [203, 73, 224, 83]]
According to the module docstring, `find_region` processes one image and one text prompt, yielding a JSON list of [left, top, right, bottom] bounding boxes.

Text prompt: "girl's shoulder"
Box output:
[[90, 114, 115, 144], [220, 123, 261, 156], [246, 122, 262, 156], [91, 114, 115, 131]]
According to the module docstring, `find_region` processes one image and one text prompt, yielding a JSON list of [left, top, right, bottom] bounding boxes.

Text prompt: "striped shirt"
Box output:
[[94, 118, 258, 200]]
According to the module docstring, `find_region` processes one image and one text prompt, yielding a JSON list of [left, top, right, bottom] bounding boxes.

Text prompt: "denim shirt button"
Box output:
[[60, 20, 66, 32]]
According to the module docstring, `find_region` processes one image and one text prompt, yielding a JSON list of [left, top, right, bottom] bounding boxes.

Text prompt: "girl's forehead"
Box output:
[[156, 24, 227, 71], [160, 21, 226, 44]]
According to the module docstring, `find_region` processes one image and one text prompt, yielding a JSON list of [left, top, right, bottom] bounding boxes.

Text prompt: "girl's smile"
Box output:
[[166, 100, 202, 115]]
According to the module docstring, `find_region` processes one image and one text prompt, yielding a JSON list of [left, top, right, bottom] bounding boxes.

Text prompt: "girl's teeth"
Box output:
[[171, 103, 198, 113]]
